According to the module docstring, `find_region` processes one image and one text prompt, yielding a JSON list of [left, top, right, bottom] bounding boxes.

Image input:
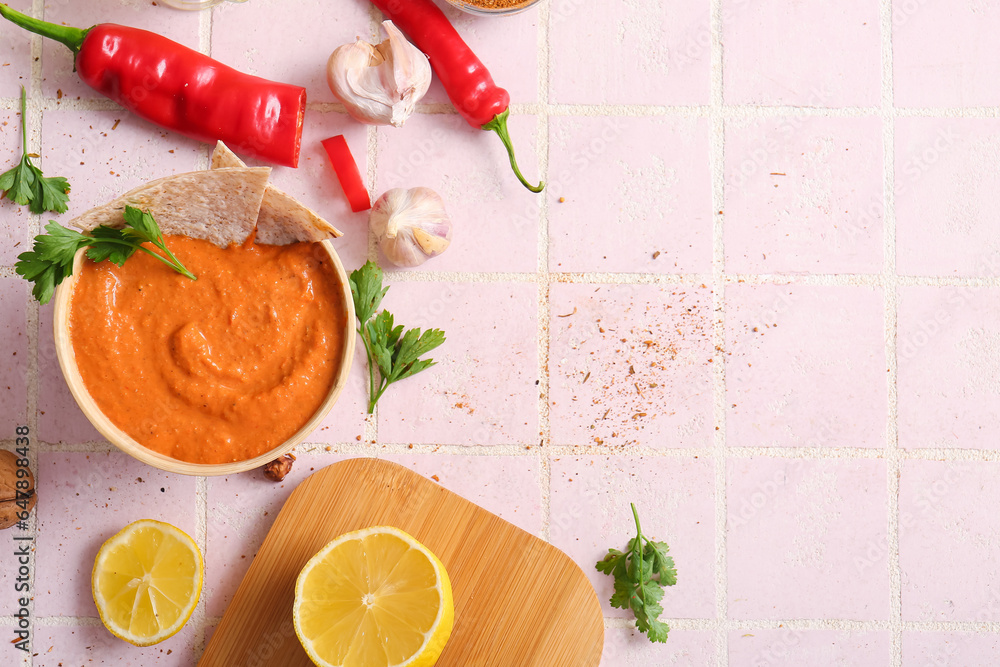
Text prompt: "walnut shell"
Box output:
[[0, 450, 36, 530]]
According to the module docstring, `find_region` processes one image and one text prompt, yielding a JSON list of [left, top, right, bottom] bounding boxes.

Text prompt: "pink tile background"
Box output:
[[728, 629, 891, 666], [376, 281, 539, 446], [722, 0, 881, 107], [893, 1, 1000, 108], [602, 628, 715, 666], [35, 624, 198, 666], [0, 0, 32, 98], [0, 278, 27, 435], [548, 116, 712, 274], [897, 287, 1000, 450], [895, 118, 1000, 277], [727, 458, 889, 620], [726, 284, 888, 449], [903, 632, 1000, 667], [899, 460, 1000, 622], [549, 0, 710, 105], [549, 283, 715, 449], [0, 0, 998, 663], [724, 116, 884, 274]]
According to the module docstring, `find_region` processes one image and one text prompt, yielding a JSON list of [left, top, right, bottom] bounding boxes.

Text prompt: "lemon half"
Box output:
[[91, 519, 204, 646], [294, 526, 454, 667]]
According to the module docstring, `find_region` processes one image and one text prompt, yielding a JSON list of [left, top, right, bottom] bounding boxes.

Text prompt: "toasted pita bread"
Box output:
[[211, 142, 344, 244], [71, 167, 272, 248]]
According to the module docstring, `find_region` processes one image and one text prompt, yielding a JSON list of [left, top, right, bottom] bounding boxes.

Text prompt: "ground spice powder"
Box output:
[[460, 0, 533, 9]]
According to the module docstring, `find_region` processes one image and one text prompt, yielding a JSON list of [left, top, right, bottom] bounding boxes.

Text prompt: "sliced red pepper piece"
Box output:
[[322, 136, 371, 213]]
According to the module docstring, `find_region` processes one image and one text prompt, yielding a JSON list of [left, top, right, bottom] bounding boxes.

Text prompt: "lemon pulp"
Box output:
[[294, 526, 454, 667]]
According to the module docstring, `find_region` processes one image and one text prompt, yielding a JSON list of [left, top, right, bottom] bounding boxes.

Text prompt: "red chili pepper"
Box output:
[[369, 0, 544, 193], [322, 136, 371, 213], [0, 4, 305, 168]]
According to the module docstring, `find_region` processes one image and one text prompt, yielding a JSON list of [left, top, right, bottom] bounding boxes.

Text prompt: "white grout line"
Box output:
[[4, 93, 1000, 117], [25, 438, 1000, 462], [22, 2, 45, 665], [709, 0, 728, 664], [881, 2, 903, 665], [8, 260, 998, 288], [536, 0, 553, 544], [361, 1, 382, 455], [9, 612, 1000, 633]]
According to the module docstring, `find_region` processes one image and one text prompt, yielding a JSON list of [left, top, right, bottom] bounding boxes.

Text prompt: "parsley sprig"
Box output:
[[15, 205, 196, 304], [350, 261, 445, 414], [0, 86, 70, 214], [596, 503, 677, 643]]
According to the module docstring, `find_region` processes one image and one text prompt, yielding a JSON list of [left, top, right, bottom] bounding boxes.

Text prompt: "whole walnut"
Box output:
[[0, 450, 36, 530]]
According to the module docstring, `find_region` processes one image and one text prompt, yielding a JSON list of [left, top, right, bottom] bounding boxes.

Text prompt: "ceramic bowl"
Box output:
[[53, 240, 355, 476]]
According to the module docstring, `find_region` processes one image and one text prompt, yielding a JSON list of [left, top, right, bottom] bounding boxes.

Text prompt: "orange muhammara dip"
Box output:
[[69, 235, 347, 465]]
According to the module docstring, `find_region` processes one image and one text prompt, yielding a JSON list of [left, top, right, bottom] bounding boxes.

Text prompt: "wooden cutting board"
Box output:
[[199, 458, 604, 666]]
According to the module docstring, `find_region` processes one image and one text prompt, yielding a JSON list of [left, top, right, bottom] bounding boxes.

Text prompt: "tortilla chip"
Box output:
[[211, 141, 344, 244], [71, 167, 272, 248]]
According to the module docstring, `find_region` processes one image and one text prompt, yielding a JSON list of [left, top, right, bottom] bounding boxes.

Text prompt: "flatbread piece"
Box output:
[[70, 168, 272, 248], [211, 141, 344, 244]]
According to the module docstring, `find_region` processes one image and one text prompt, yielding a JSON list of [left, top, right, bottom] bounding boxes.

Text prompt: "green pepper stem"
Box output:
[[0, 4, 88, 54], [483, 109, 544, 193]]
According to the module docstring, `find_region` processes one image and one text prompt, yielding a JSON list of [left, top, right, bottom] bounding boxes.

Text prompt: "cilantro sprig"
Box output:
[[15, 205, 196, 304], [596, 503, 677, 643], [350, 261, 445, 414], [0, 87, 70, 214]]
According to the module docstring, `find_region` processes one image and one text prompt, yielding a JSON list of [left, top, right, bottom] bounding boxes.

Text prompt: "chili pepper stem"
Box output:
[[483, 109, 544, 194], [0, 4, 89, 54]]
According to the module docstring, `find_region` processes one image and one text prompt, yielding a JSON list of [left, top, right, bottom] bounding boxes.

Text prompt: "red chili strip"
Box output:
[[322, 136, 371, 213]]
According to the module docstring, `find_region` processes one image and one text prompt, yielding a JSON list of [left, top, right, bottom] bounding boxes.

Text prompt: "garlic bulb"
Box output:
[[370, 188, 453, 268], [327, 21, 431, 128]]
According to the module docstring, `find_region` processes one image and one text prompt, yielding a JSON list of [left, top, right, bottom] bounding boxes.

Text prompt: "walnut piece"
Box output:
[[262, 453, 296, 482], [0, 450, 36, 530]]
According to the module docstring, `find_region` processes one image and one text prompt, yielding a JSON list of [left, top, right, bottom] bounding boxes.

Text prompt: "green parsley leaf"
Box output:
[[595, 503, 677, 644], [121, 205, 163, 246], [0, 155, 36, 207], [349, 260, 389, 324], [388, 328, 445, 384], [15, 211, 196, 305], [85, 226, 138, 266], [350, 260, 446, 413], [1, 87, 70, 214]]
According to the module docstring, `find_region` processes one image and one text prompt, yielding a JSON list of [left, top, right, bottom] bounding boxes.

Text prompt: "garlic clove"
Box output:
[[327, 21, 432, 128], [413, 227, 451, 256], [370, 187, 453, 268]]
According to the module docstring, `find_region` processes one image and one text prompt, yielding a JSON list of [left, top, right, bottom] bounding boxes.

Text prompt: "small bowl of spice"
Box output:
[[445, 0, 541, 16]]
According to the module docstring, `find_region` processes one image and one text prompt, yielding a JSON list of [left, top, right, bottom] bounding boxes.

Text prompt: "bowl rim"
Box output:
[[443, 0, 542, 16], [53, 239, 356, 476]]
